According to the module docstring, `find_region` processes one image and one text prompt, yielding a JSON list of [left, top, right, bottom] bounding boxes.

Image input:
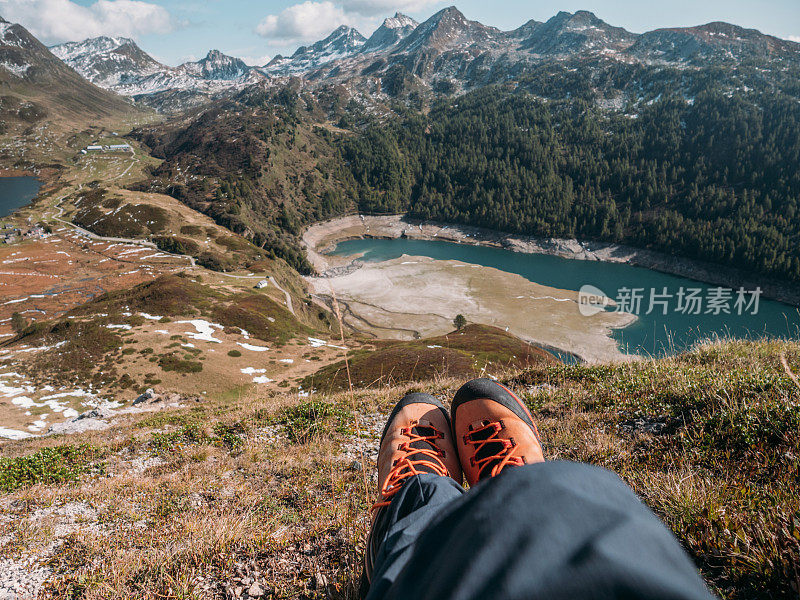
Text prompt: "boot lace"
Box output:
[[373, 424, 448, 511], [464, 421, 524, 479]]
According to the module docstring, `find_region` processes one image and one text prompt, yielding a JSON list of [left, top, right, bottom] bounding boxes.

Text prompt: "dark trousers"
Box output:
[[366, 461, 715, 600]]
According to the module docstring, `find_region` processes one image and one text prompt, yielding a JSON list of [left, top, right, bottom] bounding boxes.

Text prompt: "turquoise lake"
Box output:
[[330, 238, 800, 357], [0, 176, 41, 218]]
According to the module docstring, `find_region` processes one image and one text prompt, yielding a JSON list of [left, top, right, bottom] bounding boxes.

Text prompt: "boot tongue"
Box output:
[[404, 424, 441, 475], [468, 423, 507, 478]]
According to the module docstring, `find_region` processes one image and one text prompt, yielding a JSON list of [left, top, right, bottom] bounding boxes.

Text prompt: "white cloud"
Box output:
[[255, 1, 351, 44], [241, 55, 272, 67], [340, 0, 441, 17], [254, 0, 441, 45], [0, 0, 174, 44]]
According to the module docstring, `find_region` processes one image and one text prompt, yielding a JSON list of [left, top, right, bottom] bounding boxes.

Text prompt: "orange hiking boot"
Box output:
[[364, 393, 462, 583], [452, 378, 544, 486]]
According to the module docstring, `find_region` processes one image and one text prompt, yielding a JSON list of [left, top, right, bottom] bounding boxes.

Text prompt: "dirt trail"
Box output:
[[269, 276, 294, 315]]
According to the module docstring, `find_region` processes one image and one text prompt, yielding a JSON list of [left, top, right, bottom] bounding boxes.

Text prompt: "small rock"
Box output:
[[248, 582, 265, 598], [76, 408, 102, 420], [133, 388, 156, 405], [314, 572, 329, 589]]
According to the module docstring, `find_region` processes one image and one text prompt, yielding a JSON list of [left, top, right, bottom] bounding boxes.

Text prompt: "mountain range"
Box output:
[[34, 7, 800, 111], [50, 37, 265, 103], [0, 16, 132, 125]]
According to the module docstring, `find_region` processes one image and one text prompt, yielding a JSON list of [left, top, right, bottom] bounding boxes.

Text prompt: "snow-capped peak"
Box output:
[[50, 36, 166, 89], [178, 50, 250, 80], [294, 25, 366, 57], [265, 25, 366, 75], [362, 12, 419, 53], [383, 13, 418, 31], [51, 36, 136, 61]]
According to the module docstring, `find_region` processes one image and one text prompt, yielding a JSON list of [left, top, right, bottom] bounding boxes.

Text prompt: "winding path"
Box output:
[[268, 276, 294, 315]]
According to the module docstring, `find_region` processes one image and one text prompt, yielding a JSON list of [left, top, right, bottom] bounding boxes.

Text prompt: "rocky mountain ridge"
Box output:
[[42, 6, 800, 111], [50, 37, 264, 101], [0, 16, 133, 124]]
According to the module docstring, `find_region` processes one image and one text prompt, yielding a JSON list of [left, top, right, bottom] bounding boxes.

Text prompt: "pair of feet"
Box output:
[[365, 378, 545, 580]]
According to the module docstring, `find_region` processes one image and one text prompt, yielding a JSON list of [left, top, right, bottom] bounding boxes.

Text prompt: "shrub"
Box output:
[[270, 400, 353, 444], [158, 354, 203, 373], [0, 445, 103, 492]]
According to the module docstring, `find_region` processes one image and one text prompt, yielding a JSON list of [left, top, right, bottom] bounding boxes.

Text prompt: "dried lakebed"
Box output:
[[305, 217, 800, 361], [307, 254, 635, 363]]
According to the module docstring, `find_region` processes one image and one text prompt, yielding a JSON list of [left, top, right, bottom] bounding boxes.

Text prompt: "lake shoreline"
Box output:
[[0, 175, 44, 220], [304, 215, 800, 308], [306, 255, 637, 364], [304, 217, 641, 364]]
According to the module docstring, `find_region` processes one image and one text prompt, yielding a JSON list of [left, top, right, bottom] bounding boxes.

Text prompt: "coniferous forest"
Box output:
[[338, 86, 800, 282]]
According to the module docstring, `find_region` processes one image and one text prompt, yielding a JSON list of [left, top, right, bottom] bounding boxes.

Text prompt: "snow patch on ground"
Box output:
[[0, 427, 34, 440], [178, 319, 224, 343], [238, 342, 269, 352], [240, 367, 267, 374]]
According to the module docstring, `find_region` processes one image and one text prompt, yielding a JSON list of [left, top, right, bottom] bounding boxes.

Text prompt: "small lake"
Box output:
[[329, 238, 800, 357], [0, 176, 41, 218]]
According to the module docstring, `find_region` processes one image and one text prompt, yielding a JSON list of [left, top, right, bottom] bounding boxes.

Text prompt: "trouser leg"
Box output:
[[366, 473, 465, 600], [382, 461, 715, 600]]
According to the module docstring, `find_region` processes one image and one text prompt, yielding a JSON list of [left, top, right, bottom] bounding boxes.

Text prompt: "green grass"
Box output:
[[148, 422, 246, 455], [69, 274, 223, 319], [15, 320, 122, 388], [0, 445, 104, 492], [157, 353, 203, 373], [149, 424, 209, 455], [269, 400, 354, 444], [212, 293, 311, 344]]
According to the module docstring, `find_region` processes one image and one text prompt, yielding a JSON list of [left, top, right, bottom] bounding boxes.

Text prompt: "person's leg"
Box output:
[[381, 462, 715, 600], [375, 378, 714, 600], [361, 392, 464, 598], [364, 473, 464, 600]]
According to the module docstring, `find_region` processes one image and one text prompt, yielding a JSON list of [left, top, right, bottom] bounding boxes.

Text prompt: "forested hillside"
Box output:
[[339, 85, 800, 282], [132, 88, 358, 273]]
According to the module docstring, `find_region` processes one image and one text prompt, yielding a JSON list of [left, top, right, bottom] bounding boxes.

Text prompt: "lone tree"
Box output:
[[10, 312, 27, 334], [454, 314, 467, 331]]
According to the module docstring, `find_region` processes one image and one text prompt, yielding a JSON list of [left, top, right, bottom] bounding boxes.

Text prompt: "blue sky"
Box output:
[[1, 0, 798, 66]]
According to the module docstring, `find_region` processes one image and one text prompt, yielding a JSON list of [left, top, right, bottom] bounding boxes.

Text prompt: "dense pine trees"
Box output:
[[338, 87, 800, 282]]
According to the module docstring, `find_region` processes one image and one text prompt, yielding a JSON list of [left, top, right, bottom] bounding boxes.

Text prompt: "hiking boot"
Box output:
[[452, 378, 544, 485], [363, 392, 462, 585]]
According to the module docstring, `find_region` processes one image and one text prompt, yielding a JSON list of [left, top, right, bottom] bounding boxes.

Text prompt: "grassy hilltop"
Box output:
[[0, 338, 797, 599]]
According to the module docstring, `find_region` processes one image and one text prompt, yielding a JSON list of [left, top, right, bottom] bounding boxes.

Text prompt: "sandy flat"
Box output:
[[308, 256, 635, 363]]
